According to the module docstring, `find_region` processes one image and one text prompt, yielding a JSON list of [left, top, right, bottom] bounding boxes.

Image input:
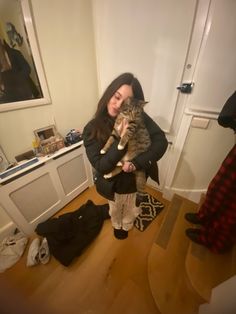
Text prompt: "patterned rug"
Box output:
[[134, 193, 165, 232]]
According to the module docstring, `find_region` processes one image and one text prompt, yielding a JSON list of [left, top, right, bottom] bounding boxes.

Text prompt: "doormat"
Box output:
[[134, 193, 165, 232]]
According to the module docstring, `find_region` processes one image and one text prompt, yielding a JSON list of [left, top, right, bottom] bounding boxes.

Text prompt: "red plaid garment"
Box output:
[[197, 144, 236, 253]]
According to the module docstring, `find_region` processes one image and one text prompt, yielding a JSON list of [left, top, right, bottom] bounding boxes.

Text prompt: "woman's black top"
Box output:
[[83, 112, 168, 200]]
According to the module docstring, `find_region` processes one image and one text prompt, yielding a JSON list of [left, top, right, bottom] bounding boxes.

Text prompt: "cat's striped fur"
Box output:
[[100, 97, 151, 205]]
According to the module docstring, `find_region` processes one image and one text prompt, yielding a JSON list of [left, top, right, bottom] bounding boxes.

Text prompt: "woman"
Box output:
[[83, 73, 168, 239]]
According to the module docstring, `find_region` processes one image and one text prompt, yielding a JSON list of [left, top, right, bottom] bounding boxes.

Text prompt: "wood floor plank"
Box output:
[[148, 195, 203, 314], [1, 185, 169, 314]]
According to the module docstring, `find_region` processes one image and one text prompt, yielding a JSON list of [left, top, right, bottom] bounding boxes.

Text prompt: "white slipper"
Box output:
[[0, 232, 28, 272], [26, 238, 40, 267], [39, 238, 50, 264]]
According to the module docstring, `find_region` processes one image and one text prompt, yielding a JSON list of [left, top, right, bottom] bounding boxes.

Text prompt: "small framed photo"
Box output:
[[33, 125, 65, 155], [34, 125, 57, 141]]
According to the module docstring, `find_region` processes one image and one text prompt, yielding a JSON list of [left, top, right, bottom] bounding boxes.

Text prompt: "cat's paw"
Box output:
[[100, 149, 106, 154], [116, 161, 123, 166], [104, 173, 112, 179], [117, 144, 124, 150]]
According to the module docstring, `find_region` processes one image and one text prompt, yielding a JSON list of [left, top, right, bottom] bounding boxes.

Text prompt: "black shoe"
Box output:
[[185, 213, 202, 225], [114, 228, 128, 239], [185, 228, 203, 245]]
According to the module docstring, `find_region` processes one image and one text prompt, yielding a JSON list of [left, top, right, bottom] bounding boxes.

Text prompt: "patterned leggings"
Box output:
[[108, 193, 141, 231]]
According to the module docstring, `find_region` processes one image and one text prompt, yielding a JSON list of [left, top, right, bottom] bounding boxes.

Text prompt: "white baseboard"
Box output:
[[163, 186, 207, 204], [0, 222, 16, 242]]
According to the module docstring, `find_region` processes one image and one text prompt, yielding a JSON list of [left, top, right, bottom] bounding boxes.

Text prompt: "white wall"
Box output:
[[0, 0, 98, 163], [0, 0, 98, 230], [92, 0, 197, 133]]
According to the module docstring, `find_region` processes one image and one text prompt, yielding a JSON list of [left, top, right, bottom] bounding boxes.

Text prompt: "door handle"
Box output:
[[176, 82, 194, 94]]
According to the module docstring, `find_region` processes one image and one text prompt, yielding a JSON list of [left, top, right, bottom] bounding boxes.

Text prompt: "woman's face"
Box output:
[[107, 84, 133, 117]]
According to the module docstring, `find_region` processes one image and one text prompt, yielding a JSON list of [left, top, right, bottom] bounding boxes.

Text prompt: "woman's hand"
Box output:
[[122, 161, 136, 173]]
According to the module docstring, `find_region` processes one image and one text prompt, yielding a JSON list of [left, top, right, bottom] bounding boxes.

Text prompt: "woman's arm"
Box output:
[[83, 121, 126, 175], [131, 112, 168, 170]]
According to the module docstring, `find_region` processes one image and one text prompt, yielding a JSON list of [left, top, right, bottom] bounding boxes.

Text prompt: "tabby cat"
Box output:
[[100, 97, 151, 205]]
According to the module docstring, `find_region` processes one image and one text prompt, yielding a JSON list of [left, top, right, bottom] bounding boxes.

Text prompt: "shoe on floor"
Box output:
[[185, 213, 202, 224], [185, 228, 204, 245], [26, 238, 40, 267], [39, 238, 50, 264], [114, 228, 128, 240]]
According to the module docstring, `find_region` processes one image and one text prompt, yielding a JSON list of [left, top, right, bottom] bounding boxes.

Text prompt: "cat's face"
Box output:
[[120, 97, 148, 119]]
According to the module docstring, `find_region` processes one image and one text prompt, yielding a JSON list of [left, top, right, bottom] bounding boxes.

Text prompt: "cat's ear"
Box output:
[[140, 100, 149, 107]]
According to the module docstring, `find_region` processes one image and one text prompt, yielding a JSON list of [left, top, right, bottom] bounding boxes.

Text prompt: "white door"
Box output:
[[164, 0, 236, 196], [185, 0, 236, 114], [92, 0, 236, 191]]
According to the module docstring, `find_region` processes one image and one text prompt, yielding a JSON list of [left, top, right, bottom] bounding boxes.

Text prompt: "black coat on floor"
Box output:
[[35, 200, 110, 266]]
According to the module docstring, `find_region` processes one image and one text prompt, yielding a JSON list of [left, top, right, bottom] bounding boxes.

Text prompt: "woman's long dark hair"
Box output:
[[91, 72, 145, 142]]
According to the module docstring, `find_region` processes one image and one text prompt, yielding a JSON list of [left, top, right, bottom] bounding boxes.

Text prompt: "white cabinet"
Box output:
[[0, 143, 93, 235]]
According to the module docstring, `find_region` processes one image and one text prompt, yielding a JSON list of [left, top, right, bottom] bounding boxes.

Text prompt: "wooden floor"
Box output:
[[148, 194, 203, 314], [0, 185, 201, 314]]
